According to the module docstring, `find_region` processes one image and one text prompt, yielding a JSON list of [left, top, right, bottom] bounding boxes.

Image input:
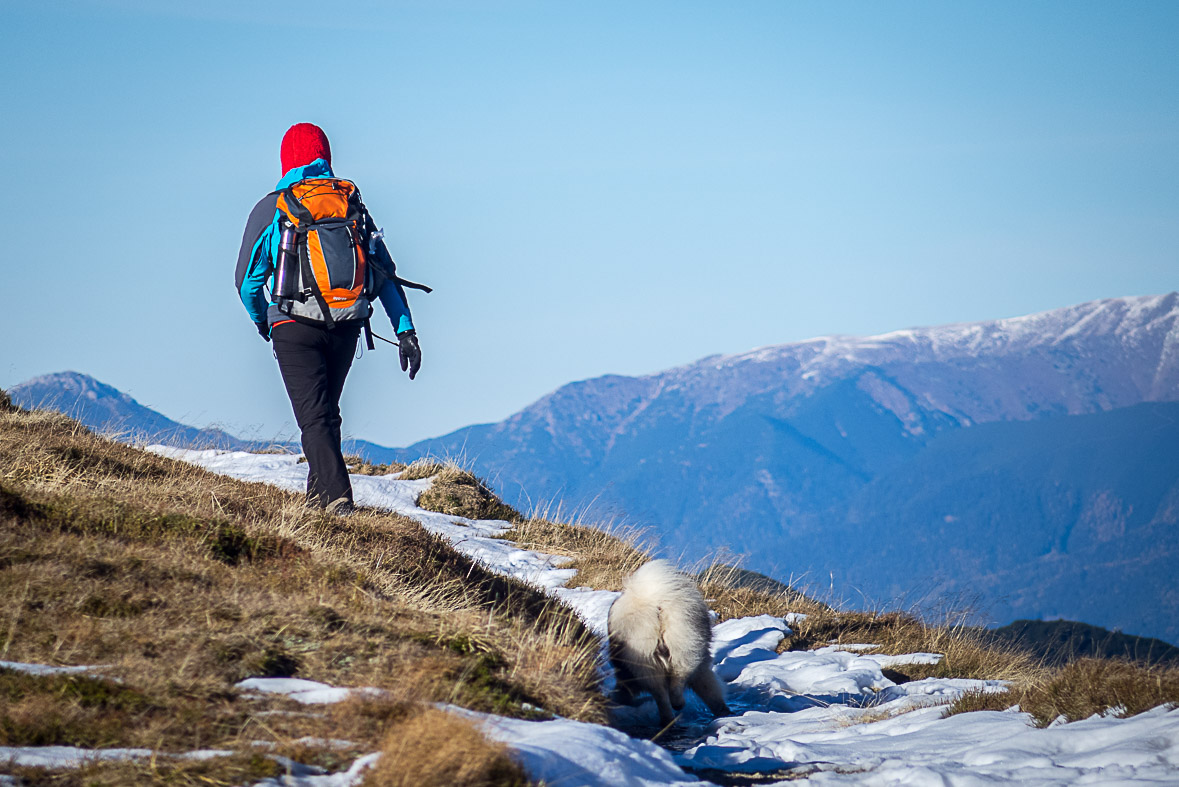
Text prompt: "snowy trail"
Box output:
[[17, 446, 1167, 786]]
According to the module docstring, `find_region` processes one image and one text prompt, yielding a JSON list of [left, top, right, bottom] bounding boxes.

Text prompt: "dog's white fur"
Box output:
[[607, 560, 731, 725]]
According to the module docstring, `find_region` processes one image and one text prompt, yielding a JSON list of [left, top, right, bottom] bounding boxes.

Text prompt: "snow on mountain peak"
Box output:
[[636, 293, 1179, 423], [719, 292, 1179, 372]]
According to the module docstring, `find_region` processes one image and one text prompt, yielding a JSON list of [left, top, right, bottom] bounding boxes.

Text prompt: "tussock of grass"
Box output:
[[415, 465, 523, 523], [344, 454, 407, 477], [947, 658, 1179, 727], [249, 444, 295, 455], [0, 387, 14, 413], [361, 708, 527, 786], [0, 405, 603, 781], [399, 459, 447, 481]]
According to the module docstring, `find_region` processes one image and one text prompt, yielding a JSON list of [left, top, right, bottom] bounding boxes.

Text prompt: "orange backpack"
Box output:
[[273, 178, 373, 327]]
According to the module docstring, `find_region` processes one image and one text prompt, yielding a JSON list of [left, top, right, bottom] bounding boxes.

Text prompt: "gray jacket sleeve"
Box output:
[[235, 193, 280, 324]]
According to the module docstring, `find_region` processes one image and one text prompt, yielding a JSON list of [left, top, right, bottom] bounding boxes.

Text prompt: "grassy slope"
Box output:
[[0, 404, 593, 785]]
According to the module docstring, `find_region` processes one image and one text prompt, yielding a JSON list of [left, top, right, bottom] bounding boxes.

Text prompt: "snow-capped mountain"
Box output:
[[397, 294, 1179, 642]]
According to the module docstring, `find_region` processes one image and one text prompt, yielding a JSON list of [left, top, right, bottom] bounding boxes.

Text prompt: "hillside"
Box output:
[[987, 620, 1179, 667], [391, 294, 1179, 642], [2, 396, 1179, 784], [0, 397, 597, 785]]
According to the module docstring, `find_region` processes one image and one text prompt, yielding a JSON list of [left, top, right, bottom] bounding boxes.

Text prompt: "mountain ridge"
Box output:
[[8, 371, 253, 450], [6, 371, 393, 460], [392, 293, 1179, 642]]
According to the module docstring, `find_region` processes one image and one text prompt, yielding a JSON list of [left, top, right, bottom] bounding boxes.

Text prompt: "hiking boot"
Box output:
[[325, 497, 355, 517]]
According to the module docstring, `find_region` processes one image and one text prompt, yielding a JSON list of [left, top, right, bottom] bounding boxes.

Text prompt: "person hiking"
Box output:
[[234, 122, 424, 514]]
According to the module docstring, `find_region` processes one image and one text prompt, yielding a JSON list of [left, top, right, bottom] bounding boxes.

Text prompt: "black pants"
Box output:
[[272, 321, 360, 507]]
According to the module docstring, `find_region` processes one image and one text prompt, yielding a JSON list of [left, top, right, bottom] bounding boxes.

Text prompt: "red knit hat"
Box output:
[[280, 123, 331, 174]]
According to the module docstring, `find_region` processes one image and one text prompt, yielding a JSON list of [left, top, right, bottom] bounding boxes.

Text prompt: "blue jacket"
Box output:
[[234, 159, 415, 334]]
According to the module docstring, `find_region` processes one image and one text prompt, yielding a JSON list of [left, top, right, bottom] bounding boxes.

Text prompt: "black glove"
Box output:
[[256, 322, 271, 342], [398, 330, 421, 380]]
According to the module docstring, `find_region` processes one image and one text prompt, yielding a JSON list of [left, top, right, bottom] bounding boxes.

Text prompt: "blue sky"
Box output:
[[2, 1, 1176, 446]]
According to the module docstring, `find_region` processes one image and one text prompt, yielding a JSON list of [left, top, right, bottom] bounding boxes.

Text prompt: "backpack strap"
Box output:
[[278, 186, 315, 227], [363, 318, 376, 351], [393, 276, 433, 293]]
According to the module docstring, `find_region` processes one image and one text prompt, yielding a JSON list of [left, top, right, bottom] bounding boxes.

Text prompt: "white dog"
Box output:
[[607, 560, 731, 725]]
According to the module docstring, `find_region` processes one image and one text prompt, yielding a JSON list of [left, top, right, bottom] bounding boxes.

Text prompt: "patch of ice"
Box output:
[[235, 677, 382, 705], [248, 752, 381, 787], [823, 643, 878, 652], [249, 737, 358, 751], [0, 660, 105, 677], [0, 746, 231, 770]]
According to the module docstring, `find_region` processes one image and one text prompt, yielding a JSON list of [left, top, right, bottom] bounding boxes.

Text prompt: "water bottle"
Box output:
[[368, 226, 384, 257], [274, 224, 299, 299]]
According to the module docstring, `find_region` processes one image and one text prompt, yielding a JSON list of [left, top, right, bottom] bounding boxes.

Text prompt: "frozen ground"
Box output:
[[3, 447, 1176, 786]]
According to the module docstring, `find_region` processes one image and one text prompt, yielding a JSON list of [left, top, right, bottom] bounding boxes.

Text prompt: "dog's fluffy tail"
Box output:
[[610, 559, 712, 680]]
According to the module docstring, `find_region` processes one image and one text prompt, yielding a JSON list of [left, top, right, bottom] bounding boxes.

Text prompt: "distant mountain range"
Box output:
[[8, 372, 254, 450], [8, 293, 1178, 643], [391, 293, 1179, 643], [5, 372, 390, 459]]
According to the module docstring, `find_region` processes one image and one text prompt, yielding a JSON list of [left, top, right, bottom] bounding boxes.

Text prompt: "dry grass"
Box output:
[[501, 509, 651, 591], [399, 459, 448, 481], [696, 561, 825, 623], [5, 752, 284, 787], [774, 604, 1045, 684], [251, 444, 296, 455], [0, 405, 604, 782], [361, 708, 527, 786], [947, 658, 1179, 727], [415, 465, 523, 523], [344, 454, 407, 477]]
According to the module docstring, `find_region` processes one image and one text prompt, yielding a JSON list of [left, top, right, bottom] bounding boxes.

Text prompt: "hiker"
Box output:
[[234, 123, 425, 513]]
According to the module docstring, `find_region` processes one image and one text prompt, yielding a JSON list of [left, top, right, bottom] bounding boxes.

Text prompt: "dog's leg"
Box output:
[[613, 680, 638, 706], [689, 662, 732, 718], [651, 680, 677, 726], [669, 675, 687, 711], [610, 654, 639, 706]]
